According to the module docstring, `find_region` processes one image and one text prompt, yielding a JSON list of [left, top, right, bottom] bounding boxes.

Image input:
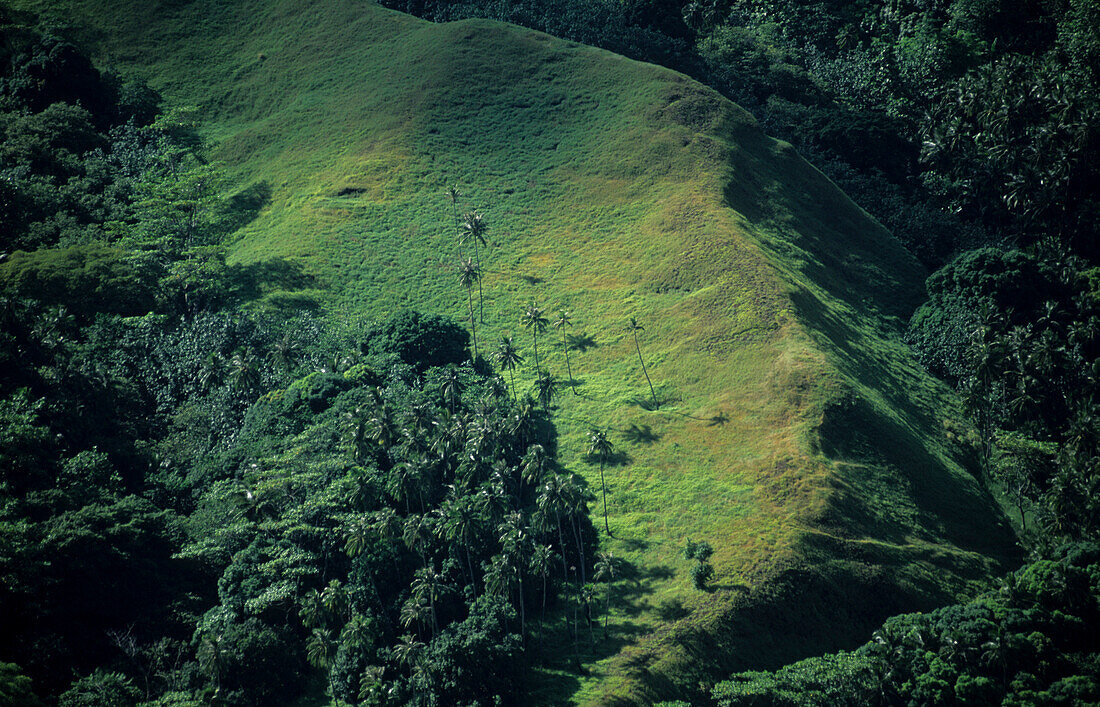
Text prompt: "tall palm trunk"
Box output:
[[569, 516, 587, 587], [466, 547, 478, 599], [633, 330, 657, 409], [472, 237, 485, 324], [562, 328, 576, 394], [532, 331, 541, 377], [599, 459, 610, 535], [450, 199, 464, 259], [539, 570, 547, 654], [466, 285, 478, 359]]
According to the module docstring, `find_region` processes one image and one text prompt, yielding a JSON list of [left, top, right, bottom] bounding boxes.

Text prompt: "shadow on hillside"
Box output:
[[629, 393, 676, 411], [221, 180, 272, 234], [585, 449, 632, 467], [567, 332, 598, 352], [623, 423, 661, 445], [230, 258, 318, 301], [790, 284, 1018, 560], [707, 411, 730, 426]]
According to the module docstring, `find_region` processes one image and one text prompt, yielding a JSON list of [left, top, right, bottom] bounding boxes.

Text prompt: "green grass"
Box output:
[[15, 0, 1020, 701]]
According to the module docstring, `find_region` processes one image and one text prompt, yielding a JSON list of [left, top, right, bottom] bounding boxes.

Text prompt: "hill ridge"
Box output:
[[10, 0, 1019, 701]]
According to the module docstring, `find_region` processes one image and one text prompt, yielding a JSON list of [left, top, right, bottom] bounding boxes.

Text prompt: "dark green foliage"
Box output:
[[0, 663, 42, 707], [713, 544, 1100, 706], [57, 670, 140, 707], [683, 539, 715, 591], [413, 595, 522, 704], [0, 243, 157, 318], [361, 309, 470, 373]]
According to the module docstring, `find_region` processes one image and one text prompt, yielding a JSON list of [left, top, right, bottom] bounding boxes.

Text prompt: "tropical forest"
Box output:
[[0, 0, 1098, 704]]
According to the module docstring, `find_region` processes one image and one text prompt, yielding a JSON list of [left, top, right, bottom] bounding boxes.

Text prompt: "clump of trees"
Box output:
[[713, 543, 1100, 706]]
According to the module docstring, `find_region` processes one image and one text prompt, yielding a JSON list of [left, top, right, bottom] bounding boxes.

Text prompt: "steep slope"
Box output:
[[14, 0, 1019, 702]]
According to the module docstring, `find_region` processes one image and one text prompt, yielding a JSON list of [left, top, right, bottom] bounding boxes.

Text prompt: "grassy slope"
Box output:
[[17, 0, 1019, 702]]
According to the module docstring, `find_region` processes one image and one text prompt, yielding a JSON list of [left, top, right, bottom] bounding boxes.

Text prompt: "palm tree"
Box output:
[[458, 258, 481, 359], [536, 474, 573, 585], [520, 444, 549, 489], [462, 211, 488, 322], [306, 627, 336, 669], [447, 185, 463, 255], [439, 366, 464, 415], [522, 303, 549, 377], [626, 317, 658, 409], [534, 372, 559, 409], [554, 310, 577, 394], [228, 347, 262, 395], [529, 543, 554, 652], [588, 427, 616, 536], [411, 564, 450, 636], [440, 494, 484, 594], [494, 336, 524, 401], [197, 633, 225, 700], [345, 518, 372, 558], [269, 333, 300, 376], [392, 634, 425, 671], [594, 552, 617, 635]]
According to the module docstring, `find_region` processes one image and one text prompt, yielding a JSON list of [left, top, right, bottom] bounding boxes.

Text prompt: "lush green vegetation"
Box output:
[[0, 14, 605, 704], [712, 544, 1100, 705], [4, 0, 1097, 704]]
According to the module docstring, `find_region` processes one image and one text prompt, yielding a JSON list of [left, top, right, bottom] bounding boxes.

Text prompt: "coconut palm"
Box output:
[[588, 427, 616, 536], [520, 444, 549, 489], [522, 303, 549, 377], [534, 371, 559, 409], [446, 185, 463, 254], [269, 333, 300, 375], [554, 310, 577, 394], [626, 317, 658, 409], [440, 494, 484, 594], [392, 634, 425, 670], [458, 258, 481, 359], [439, 366, 465, 415], [530, 543, 554, 652], [462, 211, 488, 322], [306, 627, 336, 669], [411, 564, 450, 636], [228, 347, 262, 395], [594, 552, 617, 634], [494, 336, 524, 401], [536, 474, 573, 584]]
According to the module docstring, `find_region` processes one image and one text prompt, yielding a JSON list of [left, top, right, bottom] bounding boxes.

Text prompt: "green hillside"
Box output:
[[11, 0, 1018, 701]]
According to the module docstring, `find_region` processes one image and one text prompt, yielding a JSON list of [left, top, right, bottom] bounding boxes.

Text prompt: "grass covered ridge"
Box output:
[[12, 0, 1020, 701]]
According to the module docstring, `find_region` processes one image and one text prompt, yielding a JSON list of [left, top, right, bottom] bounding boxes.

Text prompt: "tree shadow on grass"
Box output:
[[707, 411, 730, 426], [220, 181, 272, 233], [623, 423, 661, 445], [585, 449, 632, 467], [628, 392, 677, 411], [654, 597, 691, 622], [229, 258, 317, 300], [567, 332, 598, 352]]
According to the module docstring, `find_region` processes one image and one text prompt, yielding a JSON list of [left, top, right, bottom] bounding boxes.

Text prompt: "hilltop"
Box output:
[[9, 0, 1019, 701]]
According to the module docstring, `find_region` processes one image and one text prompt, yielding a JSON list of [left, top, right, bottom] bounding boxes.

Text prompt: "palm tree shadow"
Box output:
[[707, 411, 730, 426], [585, 450, 632, 467], [520, 274, 544, 285], [567, 333, 598, 352], [622, 423, 661, 445], [654, 598, 691, 621], [628, 393, 676, 411]]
